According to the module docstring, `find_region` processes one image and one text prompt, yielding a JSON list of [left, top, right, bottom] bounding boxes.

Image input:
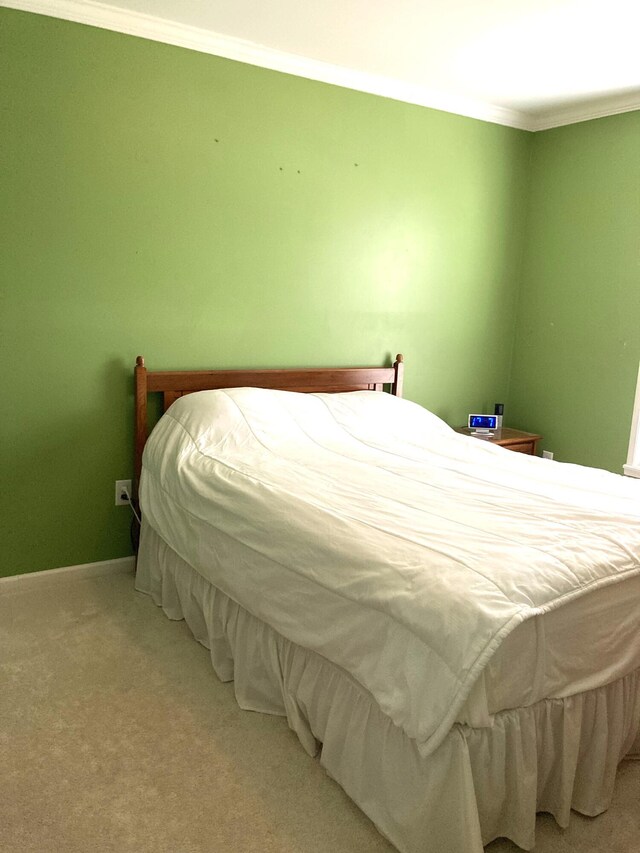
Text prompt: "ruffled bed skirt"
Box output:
[[136, 521, 640, 853]]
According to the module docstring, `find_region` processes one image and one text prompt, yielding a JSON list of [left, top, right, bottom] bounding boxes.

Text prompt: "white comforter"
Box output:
[[140, 388, 640, 756]]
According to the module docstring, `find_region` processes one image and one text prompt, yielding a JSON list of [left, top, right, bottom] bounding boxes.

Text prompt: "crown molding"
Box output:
[[2, 0, 533, 130], [526, 92, 640, 132], [5, 0, 637, 132]]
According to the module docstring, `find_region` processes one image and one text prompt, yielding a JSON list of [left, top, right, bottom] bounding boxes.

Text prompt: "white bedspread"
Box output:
[[140, 388, 640, 756]]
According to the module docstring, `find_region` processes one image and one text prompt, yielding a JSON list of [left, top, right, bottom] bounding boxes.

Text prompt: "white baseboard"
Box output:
[[0, 556, 136, 593]]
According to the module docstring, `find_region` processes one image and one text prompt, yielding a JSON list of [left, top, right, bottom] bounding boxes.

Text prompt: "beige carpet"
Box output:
[[1, 572, 638, 853]]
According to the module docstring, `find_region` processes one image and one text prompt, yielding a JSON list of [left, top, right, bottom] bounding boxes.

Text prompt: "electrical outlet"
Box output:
[[542, 450, 554, 460], [115, 479, 132, 506]]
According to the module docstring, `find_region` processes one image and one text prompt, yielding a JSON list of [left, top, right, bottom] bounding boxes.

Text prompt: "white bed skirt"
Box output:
[[136, 522, 640, 853]]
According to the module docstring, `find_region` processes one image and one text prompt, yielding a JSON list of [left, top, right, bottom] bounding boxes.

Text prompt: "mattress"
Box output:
[[140, 387, 640, 752], [461, 571, 640, 723]]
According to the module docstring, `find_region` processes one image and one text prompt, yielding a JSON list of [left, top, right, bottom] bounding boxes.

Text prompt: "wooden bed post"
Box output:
[[134, 356, 147, 501], [392, 354, 404, 398]]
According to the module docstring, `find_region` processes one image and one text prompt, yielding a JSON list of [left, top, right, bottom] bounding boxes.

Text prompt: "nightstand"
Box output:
[[455, 427, 542, 456]]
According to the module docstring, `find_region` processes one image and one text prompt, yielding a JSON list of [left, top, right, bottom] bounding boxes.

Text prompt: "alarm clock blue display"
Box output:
[[468, 414, 498, 430]]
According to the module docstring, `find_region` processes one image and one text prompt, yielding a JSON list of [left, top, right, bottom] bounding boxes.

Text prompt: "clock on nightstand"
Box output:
[[455, 426, 542, 456]]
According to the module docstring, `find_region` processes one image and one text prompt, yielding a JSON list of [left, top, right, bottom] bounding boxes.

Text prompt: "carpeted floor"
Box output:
[[1, 571, 638, 853]]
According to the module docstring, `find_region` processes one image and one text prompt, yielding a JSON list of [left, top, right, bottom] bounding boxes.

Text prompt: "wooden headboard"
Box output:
[[134, 354, 404, 497]]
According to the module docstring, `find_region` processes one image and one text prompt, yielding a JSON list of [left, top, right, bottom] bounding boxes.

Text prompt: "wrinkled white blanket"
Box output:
[[140, 388, 640, 756]]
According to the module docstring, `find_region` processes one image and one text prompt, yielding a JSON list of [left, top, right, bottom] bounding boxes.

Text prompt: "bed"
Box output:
[[133, 354, 640, 853]]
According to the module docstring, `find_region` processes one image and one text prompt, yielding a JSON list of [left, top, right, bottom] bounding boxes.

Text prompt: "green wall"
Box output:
[[1, 9, 532, 575], [509, 111, 640, 471]]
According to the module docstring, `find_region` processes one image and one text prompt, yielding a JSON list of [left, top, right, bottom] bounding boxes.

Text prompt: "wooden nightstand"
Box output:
[[455, 427, 542, 456]]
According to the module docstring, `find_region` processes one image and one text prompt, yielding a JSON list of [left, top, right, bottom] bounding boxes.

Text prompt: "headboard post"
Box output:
[[134, 356, 147, 500], [392, 354, 404, 398]]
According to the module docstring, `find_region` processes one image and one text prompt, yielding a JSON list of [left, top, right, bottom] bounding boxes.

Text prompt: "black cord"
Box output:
[[130, 513, 141, 554]]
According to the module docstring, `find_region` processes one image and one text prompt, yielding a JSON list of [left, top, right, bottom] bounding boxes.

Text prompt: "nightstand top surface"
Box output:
[[455, 427, 542, 444]]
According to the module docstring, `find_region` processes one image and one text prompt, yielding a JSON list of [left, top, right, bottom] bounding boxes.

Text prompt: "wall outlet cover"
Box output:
[[115, 479, 132, 506]]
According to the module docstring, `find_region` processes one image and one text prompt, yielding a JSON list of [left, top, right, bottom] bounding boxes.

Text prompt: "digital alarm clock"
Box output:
[[468, 414, 499, 432]]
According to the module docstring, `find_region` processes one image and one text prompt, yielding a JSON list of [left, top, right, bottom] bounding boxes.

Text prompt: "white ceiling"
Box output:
[[6, 0, 640, 130]]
